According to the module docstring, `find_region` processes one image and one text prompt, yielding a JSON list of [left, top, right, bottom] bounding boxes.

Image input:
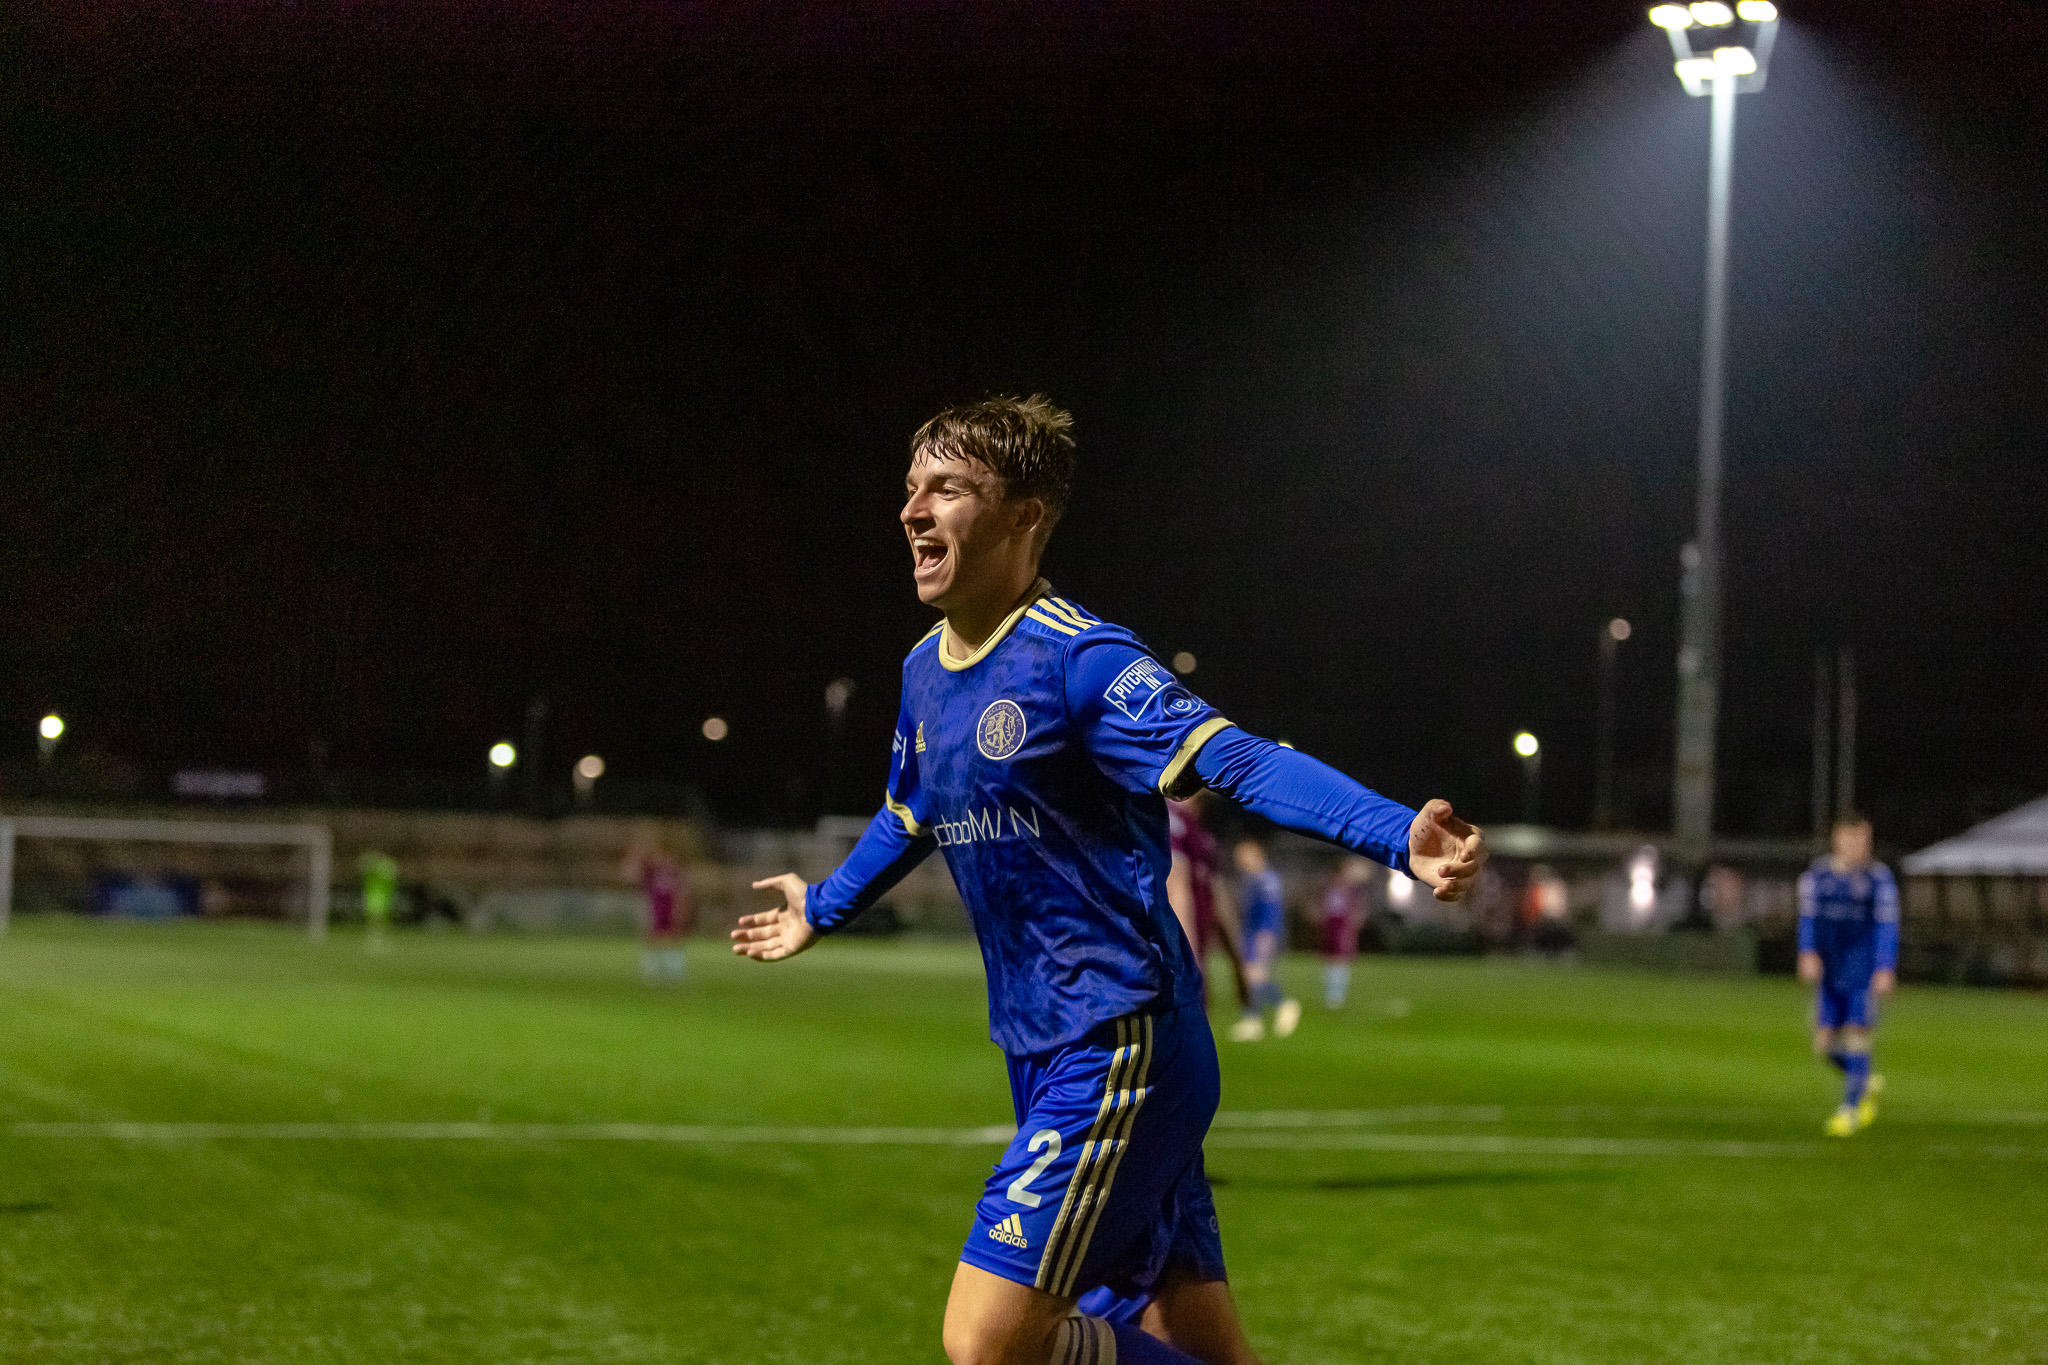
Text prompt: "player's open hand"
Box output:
[[732, 873, 817, 962], [1407, 799, 1485, 902]]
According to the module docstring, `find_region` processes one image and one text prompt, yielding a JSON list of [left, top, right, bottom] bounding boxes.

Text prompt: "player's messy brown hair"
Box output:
[[910, 394, 1077, 537]]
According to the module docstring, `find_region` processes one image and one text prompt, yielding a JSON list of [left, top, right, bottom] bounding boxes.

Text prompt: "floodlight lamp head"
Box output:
[[1514, 732, 1541, 759], [1674, 56, 1717, 94], [489, 741, 517, 768], [39, 714, 65, 740], [1735, 0, 1777, 20], [1648, 4, 1692, 28], [1713, 45, 1758, 74], [1688, 1, 1735, 24]]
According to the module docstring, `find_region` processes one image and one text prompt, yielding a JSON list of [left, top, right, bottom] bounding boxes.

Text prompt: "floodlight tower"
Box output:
[[1647, 1, 1780, 864]]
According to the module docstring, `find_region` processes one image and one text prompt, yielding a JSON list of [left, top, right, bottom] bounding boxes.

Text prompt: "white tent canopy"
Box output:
[[1903, 795, 2048, 876]]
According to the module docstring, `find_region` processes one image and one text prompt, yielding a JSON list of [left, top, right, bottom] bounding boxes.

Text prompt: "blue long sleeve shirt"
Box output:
[[1797, 858, 1900, 979]]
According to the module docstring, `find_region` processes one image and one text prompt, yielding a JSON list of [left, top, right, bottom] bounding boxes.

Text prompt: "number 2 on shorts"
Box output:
[[1006, 1128, 1063, 1208]]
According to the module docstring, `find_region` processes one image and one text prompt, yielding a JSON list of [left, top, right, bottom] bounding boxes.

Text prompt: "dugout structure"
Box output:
[[1901, 794, 2048, 987], [0, 814, 332, 939]]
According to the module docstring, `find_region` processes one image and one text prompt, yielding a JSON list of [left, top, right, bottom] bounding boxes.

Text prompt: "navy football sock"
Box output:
[[1843, 1053, 1871, 1108], [1106, 1318, 1208, 1364], [1824, 1050, 1849, 1074], [1050, 1316, 1208, 1365]]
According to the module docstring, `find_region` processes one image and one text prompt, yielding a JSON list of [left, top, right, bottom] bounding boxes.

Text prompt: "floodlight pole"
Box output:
[[1671, 68, 1737, 868]]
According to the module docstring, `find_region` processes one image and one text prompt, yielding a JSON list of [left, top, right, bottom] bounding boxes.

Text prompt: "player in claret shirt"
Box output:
[[734, 395, 1487, 1365], [1799, 814, 1899, 1137]]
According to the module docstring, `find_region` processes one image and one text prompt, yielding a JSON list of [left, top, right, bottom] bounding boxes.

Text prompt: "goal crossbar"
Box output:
[[0, 815, 332, 939]]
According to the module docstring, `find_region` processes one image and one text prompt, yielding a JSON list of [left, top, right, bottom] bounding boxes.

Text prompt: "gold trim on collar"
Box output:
[[937, 578, 1053, 672]]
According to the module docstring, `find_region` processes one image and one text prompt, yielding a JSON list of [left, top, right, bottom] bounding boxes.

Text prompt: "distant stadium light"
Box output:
[[1735, 0, 1777, 19], [1648, 4, 1693, 28], [39, 714, 64, 741], [1513, 731, 1541, 759], [489, 742, 517, 769], [1386, 867, 1416, 908], [574, 754, 605, 782], [702, 717, 729, 742], [1688, 1, 1734, 24], [1609, 617, 1633, 642], [1629, 846, 1659, 918], [1713, 45, 1758, 74], [1171, 651, 1197, 675], [824, 677, 856, 721]]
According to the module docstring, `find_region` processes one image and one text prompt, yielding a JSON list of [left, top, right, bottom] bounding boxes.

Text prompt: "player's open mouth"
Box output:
[[913, 537, 948, 576]]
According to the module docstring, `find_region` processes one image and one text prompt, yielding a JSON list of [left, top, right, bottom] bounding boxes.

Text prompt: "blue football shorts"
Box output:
[[1816, 978, 1876, 1029], [960, 1000, 1225, 1306]]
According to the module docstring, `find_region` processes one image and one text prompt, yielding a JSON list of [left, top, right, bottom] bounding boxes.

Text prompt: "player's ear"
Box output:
[[1011, 494, 1048, 541]]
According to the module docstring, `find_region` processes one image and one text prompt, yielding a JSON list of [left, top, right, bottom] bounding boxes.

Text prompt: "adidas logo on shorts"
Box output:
[[987, 1214, 1029, 1249]]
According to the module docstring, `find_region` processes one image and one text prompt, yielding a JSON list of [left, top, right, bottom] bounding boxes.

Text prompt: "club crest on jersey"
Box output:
[[977, 699, 1028, 760]]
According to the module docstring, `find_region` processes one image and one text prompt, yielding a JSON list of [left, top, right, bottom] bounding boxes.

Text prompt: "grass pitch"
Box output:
[[1, 919, 2044, 1364]]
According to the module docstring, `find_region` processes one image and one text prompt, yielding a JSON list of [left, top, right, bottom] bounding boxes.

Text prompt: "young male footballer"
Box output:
[[1798, 814, 1899, 1136], [734, 395, 1486, 1365]]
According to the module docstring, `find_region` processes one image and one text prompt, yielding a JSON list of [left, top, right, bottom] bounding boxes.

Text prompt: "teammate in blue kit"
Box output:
[[1797, 814, 1898, 1137], [733, 395, 1486, 1365], [1227, 837, 1300, 1043]]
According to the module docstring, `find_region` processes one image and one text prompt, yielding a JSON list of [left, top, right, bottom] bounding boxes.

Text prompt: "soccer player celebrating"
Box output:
[[1227, 837, 1300, 1042], [1798, 814, 1899, 1137], [734, 396, 1485, 1365]]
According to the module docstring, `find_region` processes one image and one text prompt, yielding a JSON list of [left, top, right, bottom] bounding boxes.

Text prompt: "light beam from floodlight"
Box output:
[[489, 742, 517, 768]]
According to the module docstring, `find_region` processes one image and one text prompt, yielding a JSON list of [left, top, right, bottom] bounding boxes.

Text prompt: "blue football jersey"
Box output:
[[1797, 859, 1900, 982], [810, 581, 1227, 1055], [1239, 865, 1287, 942]]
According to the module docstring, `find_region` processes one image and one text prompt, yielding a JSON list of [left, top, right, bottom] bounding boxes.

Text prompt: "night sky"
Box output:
[[5, 2, 2044, 843]]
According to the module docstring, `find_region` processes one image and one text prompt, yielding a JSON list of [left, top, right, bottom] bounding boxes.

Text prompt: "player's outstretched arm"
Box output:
[[1190, 726, 1487, 901], [1405, 798, 1486, 903], [731, 874, 818, 962]]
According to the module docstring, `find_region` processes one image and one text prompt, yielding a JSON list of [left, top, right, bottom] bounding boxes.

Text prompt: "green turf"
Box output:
[[1, 919, 2043, 1364]]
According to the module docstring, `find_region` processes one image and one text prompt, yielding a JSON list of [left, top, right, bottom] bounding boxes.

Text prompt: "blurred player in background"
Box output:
[[357, 849, 398, 952], [1227, 837, 1299, 1042], [1798, 814, 1898, 1137], [625, 831, 693, 983], [734, 395, 1485, 1365], [1167, 793, 1250, 1017], [1319, 856, 1374, 1009]]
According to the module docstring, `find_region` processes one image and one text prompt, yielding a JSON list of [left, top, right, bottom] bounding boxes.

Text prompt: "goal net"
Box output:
[[0, 814, 332, 939]]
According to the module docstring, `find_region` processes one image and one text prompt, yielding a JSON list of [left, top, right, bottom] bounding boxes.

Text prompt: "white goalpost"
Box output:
[[0, 815, 332, 940]]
